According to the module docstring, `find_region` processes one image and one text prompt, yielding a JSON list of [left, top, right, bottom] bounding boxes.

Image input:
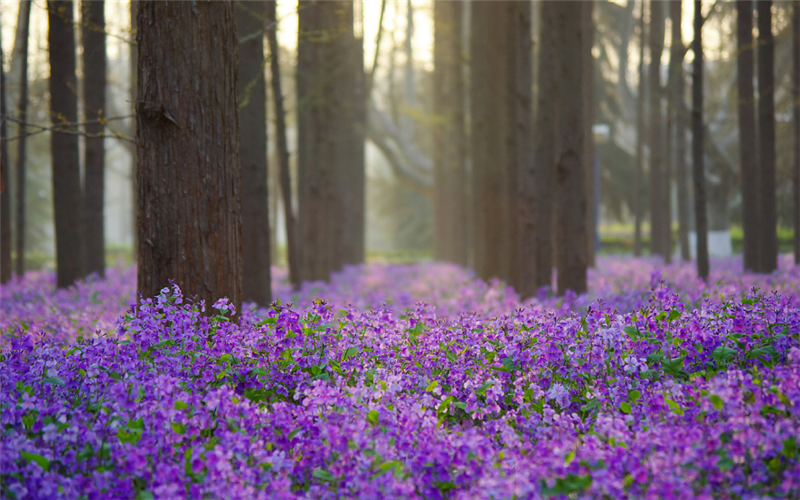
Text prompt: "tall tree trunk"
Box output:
[[634, 0, 646, 257], [530, 0, 557, 291], [648, 0, 666, 259], [757, 0, 777, 273], [737, 0, 758, 272], [48, 0, 84, 288], [0, 10, 9, 284], [266, 0, 300, 290], [433, 1, 467, 267], [131, 0, 138, 255], [794, 1, 800, 266], [237, 1, 271, 306], [82, 0, 106, 278], [582, 0, 595, 267], [671, 0, 690, 262], [692, 0, 709, 281], [136, 1, 242, 313], [664, 1, 684, 264], [470, 1, 530, 287], [14, 1, 31, 278], [555, 0, 587, 295]]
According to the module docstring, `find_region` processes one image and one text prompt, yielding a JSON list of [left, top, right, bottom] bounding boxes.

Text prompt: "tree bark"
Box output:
[[266, 0, 300, 290], [692, 0, 709, 281], [433, 1, 467, 267], [530, 0, 557, 292], [671, 0, 690, 262], [82, 0, 106, 278], [237, 1, 271, 306], [582, 0, 595, 268], [737, 0, 758, 272], [136, 1, 242, 313], [794, 1, 800, 266], [14, 1, 31, 279], [554, 0, 587, 296], [648, 0, 666, 259], [0, 10, 9, 284], [757, 0, 777, 273], [48, 0, 84, 288], [634, 0, 645, 257]]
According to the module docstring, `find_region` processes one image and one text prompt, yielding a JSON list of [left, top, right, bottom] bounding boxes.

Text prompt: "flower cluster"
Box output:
[[1, 257, 800, 499]]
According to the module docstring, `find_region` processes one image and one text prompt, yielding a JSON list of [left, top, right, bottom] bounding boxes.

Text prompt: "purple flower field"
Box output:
[[2, 257, 800, 499]]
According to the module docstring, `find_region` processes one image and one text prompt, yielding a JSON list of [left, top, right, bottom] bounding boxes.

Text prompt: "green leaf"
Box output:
[[171, 422, 186, 435], [43, 377, 65, 386], [374, 460, 404, 478], [77, 443, 94, 462], [255, 316, 277, 327], [342, 346, 360, 361], [366, 410, 380, 426], [287, 427, 303, 440], [619, 402, 632, 414], [541, 474, 593, 497], [20, 451, 50, 471], [717, 456, 734, 471], [312, 469, 337, 482], [476, 382, 493, 397], [709, 394, 724, 410], [136, 491, 155, 500], [174, 401, 188, 411], [667, 309, 682, 322], [580, 398, 600, 412], [665, 398, 684, 416], [712, 345, 737, 363], [623, 326, 641, 339], [628, 390, 641, 404], [661, 357, 689, 379], [426, 381, 439, 392]]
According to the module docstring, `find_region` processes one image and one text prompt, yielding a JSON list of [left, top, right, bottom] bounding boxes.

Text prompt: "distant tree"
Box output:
[[136, 1, 242, 312], [527, 0, 557, 294], [297, 1, 364, 282], [237, 1, 271, 306], [669, 0, 690, 262], [82, 0, 106, 278], [692, 0, 709, 281], [48, 0, 84, 288], [0, 9, 9, 285], [582, 0, 595, 268], [266, 0, 300, 289], [433, 1, 467, 267], [471, 1, 531, 289], [737, 0, 758, 272], [648, 0, 666, 259], [554, 0, 587, 295], [794, 1, 800, 266], [634, 0, 646, 257], [13, 1, 31, 279], [757, 0, 777, 274]]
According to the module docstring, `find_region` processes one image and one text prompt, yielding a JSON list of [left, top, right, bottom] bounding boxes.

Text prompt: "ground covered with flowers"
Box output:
[[2, 257, 800, 499]]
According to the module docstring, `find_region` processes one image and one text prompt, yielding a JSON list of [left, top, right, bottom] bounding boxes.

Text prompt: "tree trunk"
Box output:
[[136, 1, 242, 312], [297, 1, 362, 282], [0, 10, 9, 284], [82, 0, 106, 278], [14, 1, 31, 279], [237, 1, 271, 306], [470, 1, 530, 288], [48, 0, 84, 288], [554, 0, 587, 296], [433, 1, 467, 267], [794, 1, 800, 266], [529, 0, 557, 292], [757, 0, 777, 273], [737, 0, 758, 272], [649, 0, 666, 259], [131, 0, 138, 255], [671, 0, 690, 262], [266, 0, 300, 289], [692, 0, 709, 281], [582, 0, 595, 268], [634, 0, 645, 257]]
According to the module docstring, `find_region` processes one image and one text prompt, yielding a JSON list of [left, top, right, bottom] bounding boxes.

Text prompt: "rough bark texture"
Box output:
[[237, 1, 271, 306], [582, 0, 595, 268], [634, 0, 645, 257], [48, 1, 84, 288], [648, 0, 666, 259], [757, 0, 777, 274], [136, 1, 243, 312], [297, 1, 364, 282], [692, 0, 709, 281], [737, 0, 758, 272], [671, 0, 690, 262], [530, 0, 557, 292], [14, 1, 31, 278], [554, 0, 587, 296], [266, 0, 300, 289], [433, 1, 467, 267], [0, 15, 9, 284], [82, 0, 106, 278], [470, 1, 531, 288], [794, 1, 800, 265]]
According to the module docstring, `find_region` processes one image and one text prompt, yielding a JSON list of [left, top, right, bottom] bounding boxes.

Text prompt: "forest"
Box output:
[[2, 1, 800, 499]]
